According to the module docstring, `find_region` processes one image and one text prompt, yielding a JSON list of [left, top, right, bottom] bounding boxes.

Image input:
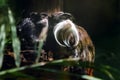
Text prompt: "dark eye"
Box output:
[[40, 13, 48, 19]]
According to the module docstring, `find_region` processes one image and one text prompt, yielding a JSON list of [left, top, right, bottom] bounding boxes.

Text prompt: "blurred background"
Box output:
[[1, 0, 120, 79]]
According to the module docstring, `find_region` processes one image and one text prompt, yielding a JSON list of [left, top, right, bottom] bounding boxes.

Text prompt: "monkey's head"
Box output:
[[46, 12, 95, 62]]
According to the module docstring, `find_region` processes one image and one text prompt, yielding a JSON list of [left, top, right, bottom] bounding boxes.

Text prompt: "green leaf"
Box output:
[[0, 24, 6, 69], [35, 40, 44, 63], [81, 75, 103, 80], [8, 8, 21, 67], [0, 0, 6, 7], [100, 65, 115, 80]]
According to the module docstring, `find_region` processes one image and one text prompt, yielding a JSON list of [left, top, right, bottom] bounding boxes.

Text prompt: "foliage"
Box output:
[[0, 0, 6, 7], [0, 24, 6, 69], [8, 8, 21, 67]]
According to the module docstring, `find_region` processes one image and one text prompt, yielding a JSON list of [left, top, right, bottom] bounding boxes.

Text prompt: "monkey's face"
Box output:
[[17, 12, 48, 50], [45, 12, 80, 58]]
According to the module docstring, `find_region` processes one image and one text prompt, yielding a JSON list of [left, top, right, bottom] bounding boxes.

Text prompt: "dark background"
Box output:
[[8, 0, 120, 79]]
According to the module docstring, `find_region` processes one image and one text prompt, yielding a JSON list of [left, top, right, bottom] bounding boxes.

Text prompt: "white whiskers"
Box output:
[[53, 19, 79, 48]]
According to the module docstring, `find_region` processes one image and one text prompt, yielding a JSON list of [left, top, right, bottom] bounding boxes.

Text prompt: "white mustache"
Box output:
[[53, 19, 79, 48]]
